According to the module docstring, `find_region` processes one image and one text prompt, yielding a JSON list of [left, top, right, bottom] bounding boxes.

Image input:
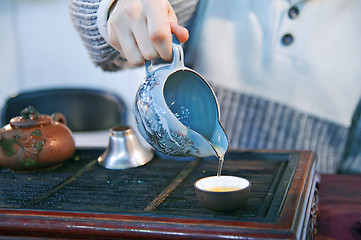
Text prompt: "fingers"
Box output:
[[108, 1, 147, 66], [145, 0, 173, 61], [108, 21, 144, 65], [130, 2, 159, 61], [107, 0, 189, 65]]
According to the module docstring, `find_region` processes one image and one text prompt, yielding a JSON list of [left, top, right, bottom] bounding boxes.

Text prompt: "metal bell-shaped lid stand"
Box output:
[[98, 126, 153, 169]]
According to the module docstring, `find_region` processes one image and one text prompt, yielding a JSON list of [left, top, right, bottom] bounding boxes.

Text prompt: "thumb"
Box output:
[[170, 22, 189, 43], [167, 6, 189, 43]]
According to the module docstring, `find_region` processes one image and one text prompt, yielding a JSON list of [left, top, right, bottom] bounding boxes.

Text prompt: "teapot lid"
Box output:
[[10, 106, 51, 128]]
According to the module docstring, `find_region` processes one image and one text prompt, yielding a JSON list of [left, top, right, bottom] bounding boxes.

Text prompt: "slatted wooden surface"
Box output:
[[0, 149, 298, 222]]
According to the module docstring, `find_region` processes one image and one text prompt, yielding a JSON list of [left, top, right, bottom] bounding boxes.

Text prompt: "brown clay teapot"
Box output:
[[0, 106, 75, 171]]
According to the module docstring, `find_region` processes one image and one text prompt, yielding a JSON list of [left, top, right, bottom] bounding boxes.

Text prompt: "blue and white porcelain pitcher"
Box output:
[[134, 36, 229, 158]]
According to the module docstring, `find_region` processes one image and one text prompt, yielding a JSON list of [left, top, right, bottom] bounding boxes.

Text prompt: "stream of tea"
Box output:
[[213, 144, 226, 177], [217, 156, 224, 177]]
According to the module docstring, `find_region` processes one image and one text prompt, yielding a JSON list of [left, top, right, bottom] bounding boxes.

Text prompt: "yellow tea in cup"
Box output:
[[205, 186, 241, 192]]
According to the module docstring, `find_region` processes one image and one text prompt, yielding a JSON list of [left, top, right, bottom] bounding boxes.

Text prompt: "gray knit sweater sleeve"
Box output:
[[69, 0, 199, 71]]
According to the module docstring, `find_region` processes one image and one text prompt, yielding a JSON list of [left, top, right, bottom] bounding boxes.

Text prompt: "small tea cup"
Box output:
[[194, 176, 251, 212]]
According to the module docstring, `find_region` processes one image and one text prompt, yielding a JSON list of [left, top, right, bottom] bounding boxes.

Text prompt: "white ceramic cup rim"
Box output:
[[194, 175, 250, 192]]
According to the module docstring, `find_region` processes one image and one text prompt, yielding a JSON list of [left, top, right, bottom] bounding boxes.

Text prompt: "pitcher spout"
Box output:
[[209, 122, 229, 158]]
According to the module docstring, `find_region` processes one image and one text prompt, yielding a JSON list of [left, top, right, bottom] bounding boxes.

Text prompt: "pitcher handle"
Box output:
[[145, 35, 185, 77]]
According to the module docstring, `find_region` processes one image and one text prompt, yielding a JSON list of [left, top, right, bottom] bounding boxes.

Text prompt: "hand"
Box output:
[[107, 0, 189, 66]]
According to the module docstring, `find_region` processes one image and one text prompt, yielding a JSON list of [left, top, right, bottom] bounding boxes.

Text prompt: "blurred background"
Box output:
[[0, 0, 145, 127]]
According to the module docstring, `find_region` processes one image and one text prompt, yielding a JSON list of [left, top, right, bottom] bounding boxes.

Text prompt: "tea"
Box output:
[[217, 156, 224, 177], [205, 186, 241, 192]]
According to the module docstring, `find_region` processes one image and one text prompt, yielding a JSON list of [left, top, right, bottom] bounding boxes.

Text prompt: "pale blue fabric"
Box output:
[[339, 99, 361, 173], [212, 86, 358, 174]]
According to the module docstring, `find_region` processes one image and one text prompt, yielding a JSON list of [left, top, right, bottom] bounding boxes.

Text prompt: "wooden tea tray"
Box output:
[[0, 148, 319, 239]]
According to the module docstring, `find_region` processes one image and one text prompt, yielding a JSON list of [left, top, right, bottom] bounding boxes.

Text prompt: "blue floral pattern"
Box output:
[[134, 72, 200, 157]]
